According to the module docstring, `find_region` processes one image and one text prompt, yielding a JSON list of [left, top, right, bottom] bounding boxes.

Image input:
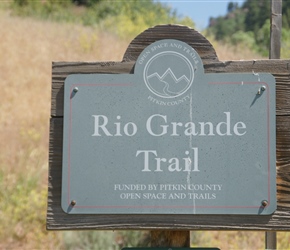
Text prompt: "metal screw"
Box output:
[[258, 86, 266, 95], [262, 200, 268, 207], [73, 87, 78, 93], [71, 200, 77, 206]]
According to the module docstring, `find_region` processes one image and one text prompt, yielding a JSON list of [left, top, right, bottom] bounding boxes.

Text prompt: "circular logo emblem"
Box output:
[[144, 51, 194, 98]]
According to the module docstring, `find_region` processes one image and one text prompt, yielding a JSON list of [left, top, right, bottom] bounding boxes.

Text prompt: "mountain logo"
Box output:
[[144, 51, 194, 98]]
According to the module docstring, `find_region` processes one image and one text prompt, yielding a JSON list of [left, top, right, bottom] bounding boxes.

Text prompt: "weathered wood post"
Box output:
[[270, 0, 282, 60], [47, 25, 290, 249], [266, 1, 282, 249], [151, 231, 190, 247]]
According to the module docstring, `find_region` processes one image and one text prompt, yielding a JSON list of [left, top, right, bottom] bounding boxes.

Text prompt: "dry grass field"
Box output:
[[1, 9, 289, 249]]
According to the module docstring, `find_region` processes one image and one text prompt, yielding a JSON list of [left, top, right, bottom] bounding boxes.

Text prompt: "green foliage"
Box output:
[[97, 1, 194, 38], [282, 0, 290, 28], [9, 0, 195, 39], [10, 0, 75, 22], [208, 3, 246, 41], [63, 231, 150, 249], [243, 0, 270, 34], [14, 0, 28, 7], [74, 0, 102, 7], [63, 231, 118, 250], [281, 28, 290, 58], [256, 19, 270, 56], [227, 2, 238, 13], [0, 161, 48, 245], [230, 30, 257, 50], [0, 120, 62, 247], [208, 0, 290, 57]]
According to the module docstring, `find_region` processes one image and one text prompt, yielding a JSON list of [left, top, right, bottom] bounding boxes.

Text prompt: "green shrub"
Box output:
[[63, 230, 150, 249], [281, 28, 290, 58], [9, 0, 195, 39]]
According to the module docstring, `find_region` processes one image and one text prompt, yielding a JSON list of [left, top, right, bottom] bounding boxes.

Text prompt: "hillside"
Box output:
[[208, 0, 290, 57], [0, 10, 129, 249], [1, 10, 289, 249]]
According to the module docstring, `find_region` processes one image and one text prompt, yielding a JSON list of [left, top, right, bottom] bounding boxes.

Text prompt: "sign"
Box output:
[[61, 39, 276, 215]]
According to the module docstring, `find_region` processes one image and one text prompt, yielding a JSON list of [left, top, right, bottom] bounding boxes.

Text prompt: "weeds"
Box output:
[[8, 0, 195, 40], [0, 8, 289, 250]]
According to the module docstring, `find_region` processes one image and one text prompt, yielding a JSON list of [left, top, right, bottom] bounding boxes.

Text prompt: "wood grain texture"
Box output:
[[151, 231, 190, 247], [47, 25, 290, 231], [270, 0, 282, 59], [122, 25, 218, 64]]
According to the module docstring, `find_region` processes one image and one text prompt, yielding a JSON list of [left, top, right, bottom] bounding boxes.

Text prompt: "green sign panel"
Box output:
[[61, 39, 276, 215]]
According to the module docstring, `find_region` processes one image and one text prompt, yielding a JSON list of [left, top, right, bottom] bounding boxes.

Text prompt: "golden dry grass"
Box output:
[[206, 36, 265, 61], [0, 10, 129, 249], [0, 9, 289, 250], [0, 11, 129, 180]]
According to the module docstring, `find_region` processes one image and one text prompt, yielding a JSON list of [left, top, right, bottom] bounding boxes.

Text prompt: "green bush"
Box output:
[[230, 30, 256, 49], [281, 28, 290, 58], [63, 231, 150, 249], [9, 0, 195, 39]]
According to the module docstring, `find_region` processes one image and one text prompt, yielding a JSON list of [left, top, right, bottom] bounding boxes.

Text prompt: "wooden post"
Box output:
[[269, 0, 282, 59], [151, 231, 190, 247], [266, 231, 277, 250], [266, 1, 282, 249]]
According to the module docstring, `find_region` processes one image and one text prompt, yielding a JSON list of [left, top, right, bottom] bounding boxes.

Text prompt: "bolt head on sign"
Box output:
[[61, 39, 276, 215]]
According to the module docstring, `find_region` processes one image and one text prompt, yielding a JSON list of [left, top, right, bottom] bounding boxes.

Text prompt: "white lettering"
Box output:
[[184, 122, 198, 136], [124, 122, 137, 136], [216, 112, 232, 136], [92, 115, 137, 136], [92, 115, 112, 136], [233, 122, 247, 136], [171, 122, 183, 136], [136, 150, 157, 172], [136, 148, 199, 172], [199, 122, 215, 136], [146, 114, 168, 136], [93, 112, 247, 138]]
